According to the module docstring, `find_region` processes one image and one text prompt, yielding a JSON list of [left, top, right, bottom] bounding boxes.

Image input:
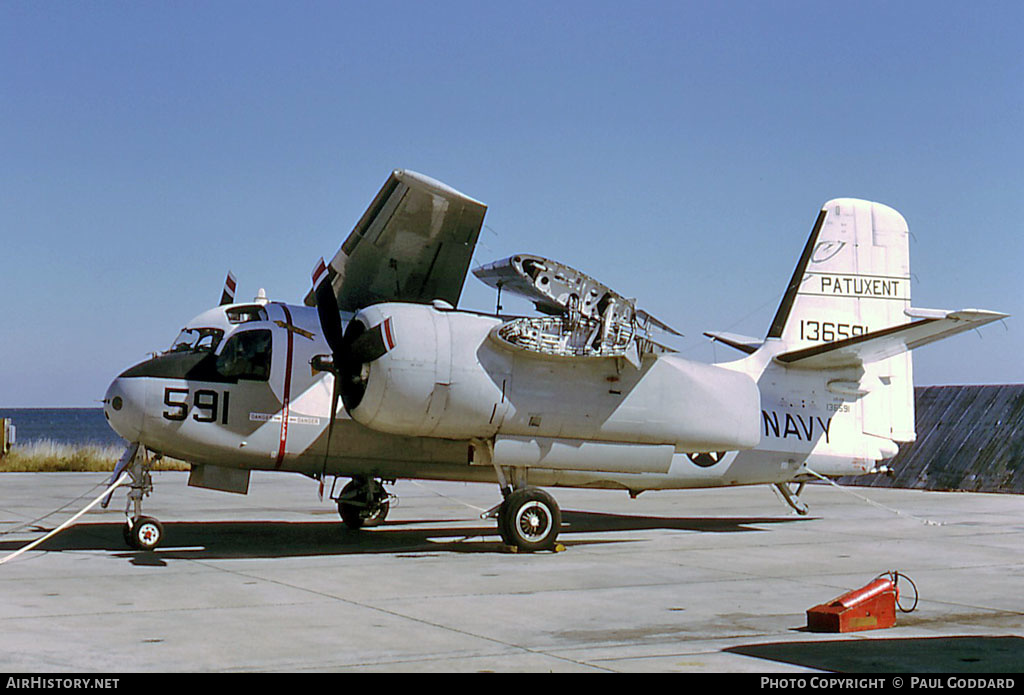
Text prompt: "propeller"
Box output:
[[310, 258, 393, 494], [312, 257, 394, 410], [311, 259, 345, 496]]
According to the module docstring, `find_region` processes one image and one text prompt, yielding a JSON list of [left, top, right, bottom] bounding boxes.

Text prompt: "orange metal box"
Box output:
[[806, 578, 898, 633]]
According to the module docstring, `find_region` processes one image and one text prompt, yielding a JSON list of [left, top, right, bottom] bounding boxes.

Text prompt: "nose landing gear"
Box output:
[[117, 445, 165, 551]]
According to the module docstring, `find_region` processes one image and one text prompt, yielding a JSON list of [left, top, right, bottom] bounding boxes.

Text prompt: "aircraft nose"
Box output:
[[104, 377, 147, 442]]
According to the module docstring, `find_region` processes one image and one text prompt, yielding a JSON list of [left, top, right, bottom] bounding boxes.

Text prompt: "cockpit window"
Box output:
[[225, 305, 268, 324], [216, 329, 272, 381], [168, 328, 224, 354]]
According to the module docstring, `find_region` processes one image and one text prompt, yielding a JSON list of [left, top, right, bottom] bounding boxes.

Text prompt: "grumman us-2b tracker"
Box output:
[[103, 169, 1006, 552]]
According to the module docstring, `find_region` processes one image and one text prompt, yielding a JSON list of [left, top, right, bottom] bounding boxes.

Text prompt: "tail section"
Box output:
[[764, 199, 917, 444], [767, 198, 912, 348], [752, 199, 1006, 462]]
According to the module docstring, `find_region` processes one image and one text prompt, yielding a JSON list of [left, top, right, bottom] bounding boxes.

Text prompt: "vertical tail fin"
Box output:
[[767, 198, 911, 347], [768, 199, 915, 443]]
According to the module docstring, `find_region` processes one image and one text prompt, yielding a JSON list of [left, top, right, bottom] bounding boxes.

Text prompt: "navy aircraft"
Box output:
[[104, 170, 1006, 552]]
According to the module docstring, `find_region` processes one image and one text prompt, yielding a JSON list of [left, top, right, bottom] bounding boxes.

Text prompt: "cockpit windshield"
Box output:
[[168, 327, 225, 354], [225, 305, 268, 324]]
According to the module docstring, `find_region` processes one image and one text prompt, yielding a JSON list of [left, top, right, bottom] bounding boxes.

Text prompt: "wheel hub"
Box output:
[[516, 502, 550, 540], [138, 524, 159, 544]]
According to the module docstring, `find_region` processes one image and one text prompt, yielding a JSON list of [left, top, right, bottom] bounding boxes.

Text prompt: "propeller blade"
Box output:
[[312, 258, 346, 359], [310, 257, 349, 495], [219, 271, 237, 306], [347, 322, 389, 365], [310, 257, 393, 416], [101, 442, 139, 509], [319, 370, 342, 499]]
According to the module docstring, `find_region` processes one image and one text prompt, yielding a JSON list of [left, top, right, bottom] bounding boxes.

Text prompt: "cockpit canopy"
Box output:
[[166, 304, 269, 355], [144, 304, 274, 383], [168, 327, 224, 354], [226, 304, 268, 325]]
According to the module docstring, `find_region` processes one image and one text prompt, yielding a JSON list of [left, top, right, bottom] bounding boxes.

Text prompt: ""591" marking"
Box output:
[[163, 387, 230, 424]]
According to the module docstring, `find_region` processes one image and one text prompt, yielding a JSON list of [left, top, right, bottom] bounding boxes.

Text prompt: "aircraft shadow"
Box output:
[[560, 510, 807, 534], [725, 636, 1024, 673], [0, 510, 806, 563]]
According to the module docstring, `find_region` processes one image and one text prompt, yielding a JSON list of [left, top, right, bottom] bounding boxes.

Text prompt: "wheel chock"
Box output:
[[499, 543, 566, 553], [806, 576, 898, 633]]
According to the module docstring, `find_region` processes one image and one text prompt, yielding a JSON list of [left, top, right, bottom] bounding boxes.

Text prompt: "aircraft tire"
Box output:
[[337, 479, 390, 530], [338, 500, 390, 530], [129, 516, 164, 551], [499, 487, 561, 552], [496, 497, 515, 546]]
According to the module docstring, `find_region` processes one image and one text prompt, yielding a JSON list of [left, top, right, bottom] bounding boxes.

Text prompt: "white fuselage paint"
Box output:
[[105, 300, 879, 494]]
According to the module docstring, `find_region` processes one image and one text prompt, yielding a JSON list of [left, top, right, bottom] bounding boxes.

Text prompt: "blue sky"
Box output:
[[1, 1, 1021, 406]]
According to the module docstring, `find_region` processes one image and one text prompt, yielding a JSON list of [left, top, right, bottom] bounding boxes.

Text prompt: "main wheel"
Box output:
[[338, 499, 390, 529], [498, 487, 561, 552], [337, 479, 390, 530], [129, 516, 164, 551]]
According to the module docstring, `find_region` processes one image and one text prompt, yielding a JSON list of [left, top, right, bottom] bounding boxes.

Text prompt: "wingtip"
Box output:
[[393, 169, 486, 207], [950, 309, 1010, 322]]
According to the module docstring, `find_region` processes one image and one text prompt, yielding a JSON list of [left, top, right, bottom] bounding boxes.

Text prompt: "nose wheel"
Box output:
[[124, 516, 164, 551]]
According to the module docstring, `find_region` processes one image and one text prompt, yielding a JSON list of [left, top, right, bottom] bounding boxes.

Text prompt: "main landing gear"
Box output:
[[493, 486, 562, 552], [478, 444, 562, 552], [334, 476, 392, 530]]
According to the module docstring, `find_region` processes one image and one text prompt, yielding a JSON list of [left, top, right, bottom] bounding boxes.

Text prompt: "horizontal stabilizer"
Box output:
[[774, 309, 1007, 369], [703, 331, 763, 355]]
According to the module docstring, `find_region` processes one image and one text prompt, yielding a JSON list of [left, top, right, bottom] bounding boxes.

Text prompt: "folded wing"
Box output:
[[305, 170, 487, 311]]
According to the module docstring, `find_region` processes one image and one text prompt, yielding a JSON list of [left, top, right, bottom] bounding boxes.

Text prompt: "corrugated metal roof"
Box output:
[[840, 385, 1024, 493]]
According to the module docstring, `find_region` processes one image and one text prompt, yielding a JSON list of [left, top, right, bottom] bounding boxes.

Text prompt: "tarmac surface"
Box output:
[[0, 471, 1022, 673]]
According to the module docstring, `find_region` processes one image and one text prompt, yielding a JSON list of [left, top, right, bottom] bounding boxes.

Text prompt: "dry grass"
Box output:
[[0, 440, 189, 472]]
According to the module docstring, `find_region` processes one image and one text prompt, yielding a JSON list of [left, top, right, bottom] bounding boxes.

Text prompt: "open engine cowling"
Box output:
[[345, 303, 761, 453]]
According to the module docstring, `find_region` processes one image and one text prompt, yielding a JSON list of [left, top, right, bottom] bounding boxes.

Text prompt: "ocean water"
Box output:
[[0, 408, 125, 448]]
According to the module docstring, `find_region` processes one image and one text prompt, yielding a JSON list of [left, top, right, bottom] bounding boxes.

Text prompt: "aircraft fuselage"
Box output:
[[104, 299, 872, 495]]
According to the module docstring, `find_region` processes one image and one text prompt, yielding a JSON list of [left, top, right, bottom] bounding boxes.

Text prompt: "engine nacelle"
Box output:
[[347, 303, 761, 453]]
